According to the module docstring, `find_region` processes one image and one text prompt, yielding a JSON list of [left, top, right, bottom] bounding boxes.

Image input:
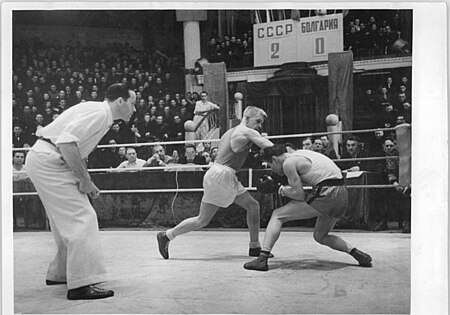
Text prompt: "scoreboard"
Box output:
[[253, 13, 344, 67]]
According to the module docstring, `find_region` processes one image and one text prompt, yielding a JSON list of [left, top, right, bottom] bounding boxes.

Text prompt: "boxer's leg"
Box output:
[[233, 191, 260, 246], [244, 200, 319, 271], [313, 215, 352, 253], [262, 200, 319, 252], [168, 201, 219, 237]]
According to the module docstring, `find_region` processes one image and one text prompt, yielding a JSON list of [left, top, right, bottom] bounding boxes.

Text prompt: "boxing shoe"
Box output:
[[46, 279, 67, 285], [67, 285, 114, 300], [249, 247, 274, 258], [157, 231, 170, 259], [349, 248, 372, 267], [244, 254, 269, 271]]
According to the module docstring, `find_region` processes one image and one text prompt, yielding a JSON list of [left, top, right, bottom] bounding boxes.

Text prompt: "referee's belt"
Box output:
[[39, 137, 56, 146], [315, 178, 345, 188]]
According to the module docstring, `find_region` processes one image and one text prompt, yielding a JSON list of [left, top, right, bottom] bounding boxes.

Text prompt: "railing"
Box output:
[[194, 109, 220, 133]]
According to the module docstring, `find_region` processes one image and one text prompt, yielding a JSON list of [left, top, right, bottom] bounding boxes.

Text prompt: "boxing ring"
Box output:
[[11, 124, 412, 314]]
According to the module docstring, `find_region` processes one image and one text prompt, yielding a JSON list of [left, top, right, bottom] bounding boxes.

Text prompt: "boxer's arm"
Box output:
[[279, 158, 306, 201], [243, 128, 273, 149]]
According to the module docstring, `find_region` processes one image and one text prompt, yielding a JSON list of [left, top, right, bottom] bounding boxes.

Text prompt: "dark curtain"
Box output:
[[245, 76, 328, 137], [328, 51, 354, 131]]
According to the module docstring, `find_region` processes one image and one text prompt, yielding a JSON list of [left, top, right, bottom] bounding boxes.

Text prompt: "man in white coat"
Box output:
[[26, 83, 136, 300]]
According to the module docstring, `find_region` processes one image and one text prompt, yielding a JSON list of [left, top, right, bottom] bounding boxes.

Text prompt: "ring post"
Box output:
[[395, 123, 411, 187]]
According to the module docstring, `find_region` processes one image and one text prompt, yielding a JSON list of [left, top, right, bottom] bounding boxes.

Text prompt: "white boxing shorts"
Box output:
[[201, 163, 247, 208]]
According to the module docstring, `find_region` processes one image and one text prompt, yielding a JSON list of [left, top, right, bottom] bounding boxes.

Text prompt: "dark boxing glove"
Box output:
[[256, 174, 281, 194]]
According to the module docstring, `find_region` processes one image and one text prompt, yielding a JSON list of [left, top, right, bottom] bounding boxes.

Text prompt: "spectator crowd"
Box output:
[[11, 36, 227, 168], [343, 12, 410, 57]]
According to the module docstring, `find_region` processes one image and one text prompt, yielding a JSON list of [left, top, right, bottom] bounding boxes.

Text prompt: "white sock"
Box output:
[[166, 230, 175, 241], [249, 241, 261, 248]]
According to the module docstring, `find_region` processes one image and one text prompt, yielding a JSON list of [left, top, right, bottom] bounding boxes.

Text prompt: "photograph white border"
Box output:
[[2, 2, 448, 314]]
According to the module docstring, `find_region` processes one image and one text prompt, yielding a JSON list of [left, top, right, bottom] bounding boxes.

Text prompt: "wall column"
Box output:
[[183, 21, 201, 93], [176, 10, 207, 93]]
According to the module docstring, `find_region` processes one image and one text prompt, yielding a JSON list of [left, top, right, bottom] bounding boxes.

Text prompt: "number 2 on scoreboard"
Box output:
[[270, 42, 280, 59]]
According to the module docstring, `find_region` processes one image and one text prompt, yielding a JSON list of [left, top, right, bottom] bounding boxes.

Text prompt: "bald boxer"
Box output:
[[26, 84, 136, 299], [157, 106, 274, 259], [244, 144, 372, 271]]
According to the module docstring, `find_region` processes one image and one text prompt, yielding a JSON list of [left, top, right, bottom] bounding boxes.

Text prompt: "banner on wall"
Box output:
[[253, 13, 343, 67]]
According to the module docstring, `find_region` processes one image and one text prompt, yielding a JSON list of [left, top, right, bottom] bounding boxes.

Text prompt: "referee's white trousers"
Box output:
[[26, 141, 107, 290]]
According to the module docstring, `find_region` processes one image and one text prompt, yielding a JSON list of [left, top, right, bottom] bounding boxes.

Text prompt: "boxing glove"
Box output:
[[256, 174, 281, 194]]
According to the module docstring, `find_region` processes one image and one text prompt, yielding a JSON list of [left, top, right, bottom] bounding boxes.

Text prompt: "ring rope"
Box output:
[[12, 154, 399, 176], [12, 184, 402, 197], [12, 126, 399, 152], [11, 154, 399, 175]]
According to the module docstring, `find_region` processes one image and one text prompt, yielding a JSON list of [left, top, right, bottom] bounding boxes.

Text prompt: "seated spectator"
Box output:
[[178, 143, 206, 165], [400, 75, 411, 92], [150, 115, 170, 142], [88, 90, 102, 102], [393, 92, 411, 114], [12, 150, 28, 229], [210, 147, 219, 163], [395, 115, 406, 126], [27, 113, 45, 144], [312, 138, 324, 154], [117, 146, 127, 164], [169, 114, 185, 141], [47, 84, 59, 101], [202, 151, 213, 165], [344, 26, 362, 55], [103, 122, 129, 144], [398, 84, 411, 101], [144, 144, 173, 167], [384, 138, 410, 233], [380, 25, 398, 55], [21, 105, 35, 135], [337, 135, 375, 172], [376, 103, 398, 128], [98, 139, 122, 168], [402, 101, 412, 123], [375, 86, 393, 109], [178, 105, 193, 123], [379, 76, 396, 95], [137, 113, 154, 142], [367, 130, 387, 159], [135, 98, 148, 122], [162, 105, 174, 126], [116, 147, 146, 169], [12, 150, 27, 178], [12, 99, 23, 125], [57, 99, 68, 114], [42, 107, 54, 126], [301, 137, 313, 150], [320, 135, 338, 159], [13, 125, 29, 148], [370, 138, 399, 231]]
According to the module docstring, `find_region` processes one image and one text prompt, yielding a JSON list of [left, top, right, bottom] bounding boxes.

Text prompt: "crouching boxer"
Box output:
[[245, 144, 372, 271]]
